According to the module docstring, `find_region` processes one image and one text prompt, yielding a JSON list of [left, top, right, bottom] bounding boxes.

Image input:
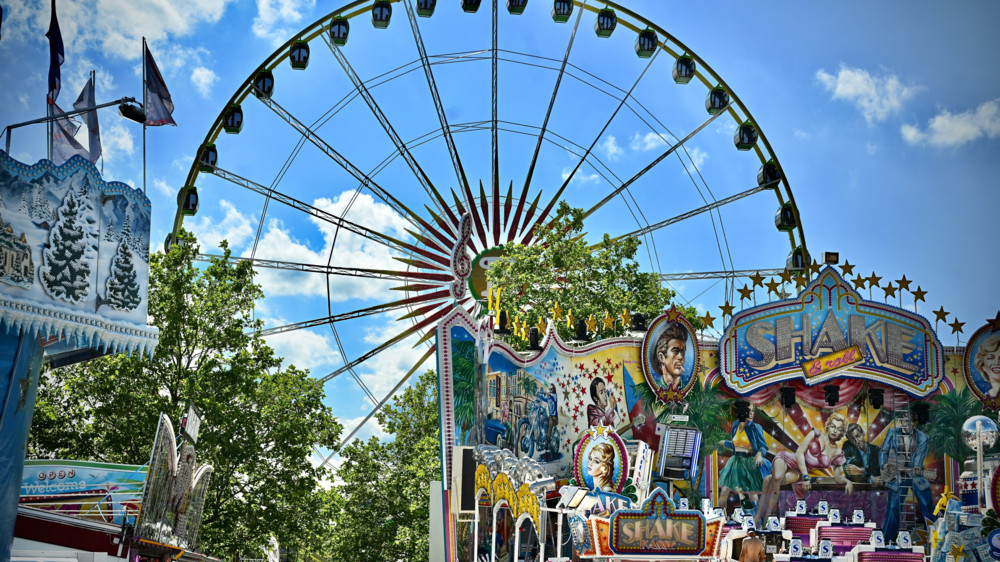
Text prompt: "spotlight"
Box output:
[[628, 312, 646, 337], [824, 385, 840, 407], [734, 400, 750, 422], [779, 386, 796, 409], [494, 310, 511, 335], [912, 403, 930, 425], [868, 388, 884, 410], [573, 319, 589, 343], [527, 327, 541, 351], [118, 101, 146, 124]]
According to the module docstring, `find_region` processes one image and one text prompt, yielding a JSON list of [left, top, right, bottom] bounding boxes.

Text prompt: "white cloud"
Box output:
[[688, 147, 707, 170], [901, 98, 1000, 148], [190, 66, 218, 98], [338, 415, 388, 443], [100, 122, 135, 164], [560, 167, 600, 185], [253, 0, 315, 45], [354, 314, 431, 397], [18, 94, 30, 109], [187, 199, 255, 251], [866, 142, 878, 155], [816, 65, 920, 124], [152, 178, 174, 197], [630, 131, 669, 152], [263, 324, 342, 372], [599, 135, 623, 162], [793, 129, 809, 140]]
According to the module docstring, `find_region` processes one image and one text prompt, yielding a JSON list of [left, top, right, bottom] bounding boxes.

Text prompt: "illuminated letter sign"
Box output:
[[719, 267, 943, 396], [610, 488, 706, 555]]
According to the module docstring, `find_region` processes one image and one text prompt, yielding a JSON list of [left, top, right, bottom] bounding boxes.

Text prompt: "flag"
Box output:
[[144, 43, 176, 126], [45, 0, 64, 104], [72, 75, 101, 163], [51, 103, 90, 164]]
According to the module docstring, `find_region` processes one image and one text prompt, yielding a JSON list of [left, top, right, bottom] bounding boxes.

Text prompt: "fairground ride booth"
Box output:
[[433, 265, 1000, 562]]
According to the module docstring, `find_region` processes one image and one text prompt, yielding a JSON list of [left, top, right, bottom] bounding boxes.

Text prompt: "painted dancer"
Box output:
[[717, 403, 772, 515]]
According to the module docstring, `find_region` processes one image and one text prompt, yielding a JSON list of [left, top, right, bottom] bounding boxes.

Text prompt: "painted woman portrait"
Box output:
[[586, 442, 617, 492], [972, 333, 1000, 398], [648, 321, 694, 392]]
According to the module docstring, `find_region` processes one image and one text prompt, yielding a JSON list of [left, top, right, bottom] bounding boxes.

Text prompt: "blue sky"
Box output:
[[2, 0, 998, 453]]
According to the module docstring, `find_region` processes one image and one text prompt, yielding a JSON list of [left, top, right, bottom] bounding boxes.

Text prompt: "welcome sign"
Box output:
[[719, 267, 943, 396]]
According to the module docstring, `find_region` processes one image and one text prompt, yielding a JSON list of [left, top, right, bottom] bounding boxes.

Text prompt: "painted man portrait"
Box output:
[[652, 322, 690, 391], [842, 422, 881, 484]]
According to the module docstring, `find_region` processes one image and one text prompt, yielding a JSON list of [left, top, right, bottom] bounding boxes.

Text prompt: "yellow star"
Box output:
[[882, 282, 897, 298], [602, 312, 615, 331], [913, 286, 927, 302], [586, 314, 598, 332], [949, 318, 965, 334], [535, 317, 547, 334], [932, 306, 949, 322], [808, 259, 822, 276], [719, 301, 735, 317], [550, 302, 564, 322], [619, 309, 631, 328], [566, 309, 576, 329], [738, 284, 753, 301], [765, 278, 781, 295], [839, 260, 855, 276], [779, 269, 793, 284], [852, 275, 866, 290], [795, 275, 807, 289], [749, 271, 765, 288], [700, 312, 715, 329], [896, 275, 912, 291], [666, 306, 683, 322], [866, 271, 882, 289], [988, 310, 1000, 332], [950, 544, 964, 558], [594, 425, 607, 437]]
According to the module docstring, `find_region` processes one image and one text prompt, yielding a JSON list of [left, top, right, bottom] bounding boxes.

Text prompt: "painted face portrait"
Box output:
[[847, 425, 866, 450], [825, 414, 847, 441], [587, 442, 616, 491], [975, 334, 1000, 392], [653, 322, 690, 388]]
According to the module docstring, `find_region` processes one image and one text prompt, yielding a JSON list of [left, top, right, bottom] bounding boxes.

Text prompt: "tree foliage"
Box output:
[[29, 230, 341, 557], [328, 368, 441, 562], [926, 387, 999, 467], [486, 201, 699, 345]]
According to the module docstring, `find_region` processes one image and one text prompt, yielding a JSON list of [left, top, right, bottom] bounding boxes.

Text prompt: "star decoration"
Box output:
[[619, 309, 631, 328], [794, 275, 807, 289], [535, 317, 547, 334], [550, 302, 564, 321], [700, 312, 716, 329], [737, 284, 753, 301], [949, 318, 965, 334], [563, 389, 570, 401], [586, 314, 598, 333], [666, 306, 683, 322], [913, 286, 927, 302], [896, 275, 912, 291], [749, 271, 765, 288], [933, 307, 949, 322], [765, 278, 780, 295], [808, 259, 822, 276], [839, 260, 855, 276], [882, 282, 897, 298], [866, 271, 882, 288], [602, 312, 615, 331], [987, 310, 1000, 332], [950, 544, 964, 558], [779, 269, 793, 284], [566, 309, 576, 329], [719, 301, 735, 317], [605, 371, 614, 383], [852, 275, 867, 290]]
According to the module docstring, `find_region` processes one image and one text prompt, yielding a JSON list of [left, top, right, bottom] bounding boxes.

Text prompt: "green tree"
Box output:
[[486, 201, 699, 346], [28, 230, 341, 558], [926, 387, 997, 467], [329, 368, 441, 562]]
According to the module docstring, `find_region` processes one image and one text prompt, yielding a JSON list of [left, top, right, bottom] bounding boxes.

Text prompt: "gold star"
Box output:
[[779, 269, 793, 284], [586, 314, 598, 333], [882, 282, 897, 298], [808, 259, 822, 276], [932, 306, 949, 322], [949, 318, 965, 334], [602, 312, 615, 331], [896, 275, 912, 291], [749, 271, 765, 288], [550, 302, 564, 321], [619, 309, 631, 328], [839, 260, 855, 276], [666, 306, 683, 322], [795, 275, 807, 289], [719, 301, 735, 317], [912, 286, 927, 302], [988, 311, 1000, 331], [950, 544, 964, 558], [535, 317, 547, 334], [700, 312, 716, 329], [765, 278, 781, 295], [738, 284, 753, 301], [866, 271, 882, 289], [566, 309, 576, 329], [852, 275, 867, 290]]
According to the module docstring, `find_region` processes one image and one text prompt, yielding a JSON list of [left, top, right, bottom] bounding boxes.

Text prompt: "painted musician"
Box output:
[[842, 423, 881, 484], [587, 378, 620, 429], [717, 403, 772, 514], [879, 410, 935, 541]]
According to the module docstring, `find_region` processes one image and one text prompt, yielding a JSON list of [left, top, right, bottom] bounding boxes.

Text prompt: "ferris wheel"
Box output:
[[168, 0, 807, 456]]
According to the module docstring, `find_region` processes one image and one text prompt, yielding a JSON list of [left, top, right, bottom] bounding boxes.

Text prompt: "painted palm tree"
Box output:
[[682, 378, 731, 503], [926, 387, 986, 468], [452, 339, 479, 445]]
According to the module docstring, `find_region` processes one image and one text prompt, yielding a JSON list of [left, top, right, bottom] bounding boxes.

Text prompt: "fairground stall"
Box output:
[[435, 264, 1000, 562]]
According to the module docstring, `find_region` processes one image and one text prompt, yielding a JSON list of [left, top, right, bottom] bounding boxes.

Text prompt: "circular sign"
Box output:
[[573, 426, 630, 494], [641, 308, 700, 404], [964, 323, 1000, 409]]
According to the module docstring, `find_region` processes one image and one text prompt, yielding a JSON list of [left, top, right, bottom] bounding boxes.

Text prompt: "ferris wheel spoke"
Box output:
[[320, 301, 459, 383], [519, 50, 660, 245], [195, 253, 454, 283], [491, 0, 500, 248], [403, 0, 471, 206], [522, 0, 586, 204], [254, 95, 423, 232], [324, 36, 453, 227], [660, 268, 784, 282], [581, 102, 732, 220]]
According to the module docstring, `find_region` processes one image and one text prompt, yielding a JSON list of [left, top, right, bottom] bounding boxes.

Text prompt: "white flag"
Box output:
[[51, 103, 90, 164], [144, 43, 176, 126], [72, 75, 101, 163]]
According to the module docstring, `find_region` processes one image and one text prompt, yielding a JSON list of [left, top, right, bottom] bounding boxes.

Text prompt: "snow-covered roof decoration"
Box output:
[[0, 152, 158, 357]]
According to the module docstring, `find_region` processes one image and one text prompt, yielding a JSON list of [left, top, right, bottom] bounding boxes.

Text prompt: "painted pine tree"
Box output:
[[18, 191, 29, 216], [42, 190, 91, 303], [104, 219, 117, 242], [30, 185, 48, 222], [105, 239, 141, 311], [120, 212, 132, 248], [75, 181, 99, 261]]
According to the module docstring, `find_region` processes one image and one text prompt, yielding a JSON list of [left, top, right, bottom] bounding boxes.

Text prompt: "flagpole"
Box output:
[[142, 36, 147, 194]]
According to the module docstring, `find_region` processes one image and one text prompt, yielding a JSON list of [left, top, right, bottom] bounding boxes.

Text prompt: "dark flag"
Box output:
[[143, 43, 176, 126], [72, 75, 101, 162], [45, 0, 64, 104]]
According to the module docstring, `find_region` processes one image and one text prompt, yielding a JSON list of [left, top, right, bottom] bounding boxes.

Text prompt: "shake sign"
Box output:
[[610, 488, 706, 555]]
